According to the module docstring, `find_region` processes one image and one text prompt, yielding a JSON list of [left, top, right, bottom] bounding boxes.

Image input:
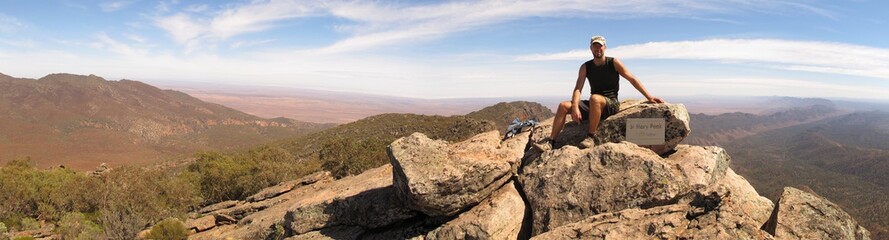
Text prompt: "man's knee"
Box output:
[[558, 101, 572, 111], [589, 94, 607, 107]]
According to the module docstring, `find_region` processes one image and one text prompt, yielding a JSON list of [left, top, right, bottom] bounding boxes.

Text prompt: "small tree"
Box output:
[[146, 218, 188, 240]]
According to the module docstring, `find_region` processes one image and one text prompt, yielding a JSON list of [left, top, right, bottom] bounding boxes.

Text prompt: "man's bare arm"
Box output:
[[571, 63, 586, 121], [614, 58, 664, 103]]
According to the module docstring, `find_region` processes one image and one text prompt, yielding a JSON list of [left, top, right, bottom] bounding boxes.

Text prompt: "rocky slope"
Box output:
[[182, 100, 870, 239]]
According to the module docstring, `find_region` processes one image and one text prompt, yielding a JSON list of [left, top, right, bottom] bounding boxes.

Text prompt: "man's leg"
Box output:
[[587, 94, 608, 136], [550, 101, 572, 140]]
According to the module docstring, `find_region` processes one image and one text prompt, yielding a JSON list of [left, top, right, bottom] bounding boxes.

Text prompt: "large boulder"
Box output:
[[537, 100, 690, 155], [530, 203, 691, 239], [764, 187, 871, 240], [284, 186, 416, 235], [520, 141, 686, 235], [285, 226, 363, 240], [283, 166, 416, 235], [666, 145, 776, 237], [426, 182, 527, 240], [190, 166, 411, 239], [521, 140, 769, 237], [388, 130, 529, 216], [598, 100, 690, 155], [666, 144, 731, 191], [531, 191, 774, 240], [681, 191, 774, 239], [710, 168, 774, 225], [247, 171, 332, 202]]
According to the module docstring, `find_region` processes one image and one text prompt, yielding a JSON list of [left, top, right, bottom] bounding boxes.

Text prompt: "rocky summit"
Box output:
[[183, 100, 869, 240]]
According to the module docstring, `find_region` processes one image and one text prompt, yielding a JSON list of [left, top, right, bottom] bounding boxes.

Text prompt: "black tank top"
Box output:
[[584, 57, 619, 99]]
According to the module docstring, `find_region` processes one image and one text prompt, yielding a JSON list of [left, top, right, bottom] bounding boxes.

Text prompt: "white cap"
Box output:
[[590, 35, 606, 46]]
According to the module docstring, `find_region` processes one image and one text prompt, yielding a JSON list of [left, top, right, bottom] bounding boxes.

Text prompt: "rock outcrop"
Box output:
[[520, 142, 686, 235], [187, 171, 336, 239], [531, 190, 774, 240], [425, 182, 527, 240], [183, 99, 868, 240], [388, 130, 529, 216], [764, 187, 871, 239], [530, 100, 689, 155]]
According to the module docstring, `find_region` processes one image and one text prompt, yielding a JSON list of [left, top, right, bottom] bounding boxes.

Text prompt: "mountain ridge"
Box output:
[[0, 73, 333, 169]]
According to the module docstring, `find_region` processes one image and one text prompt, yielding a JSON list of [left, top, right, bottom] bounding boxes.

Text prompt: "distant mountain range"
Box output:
[[686, 97, 889, 239], [0, 73, 334, 170]]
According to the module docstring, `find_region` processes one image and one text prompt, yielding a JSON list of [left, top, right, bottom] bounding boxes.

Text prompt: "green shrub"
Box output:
[[0, 157, 101, 223], [187, 146, 302, 203], [56, 212, 103, 240], [18, 218, 39, 231], [188, 152, 256, 203], [268, 223, 285, 240], [98, 167, 200, 239], [145, 218, 188, 240], [319, 137, 388, 179]]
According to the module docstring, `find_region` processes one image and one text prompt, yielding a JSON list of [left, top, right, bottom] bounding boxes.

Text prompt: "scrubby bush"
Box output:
[[98, 167, 200, 239], [0, 222, 7, 239], [187, 152, 257, 203], [56, 212, 102, 240], [187, 145, 303, 204], [319, 137, 389, 179], [0, 157, 101, 233], [145, 218, 188, 240], [18, 218, 39, 232], [0, 158, 200, 239]]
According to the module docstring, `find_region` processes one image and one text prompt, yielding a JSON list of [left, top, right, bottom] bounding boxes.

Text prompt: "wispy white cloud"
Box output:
[[100, 1, 135, 12], [311, 0, 835, 53], [153, 0, 320, 52], [151, 0, 835, 54], [0, 38, 37, 48], [313, 0, 733, 53], [154, 0, 179, 13], [516, 38, 889, 80], [153, 13, 204, 53], [183, 4, 209, 13], [645, 76, 889, 100], [124, 33, 147, 44], [94, 33, 149, 57], [0, 14, 25, 33], [230, 39, 274, 49], [209, 1, 318, 40]]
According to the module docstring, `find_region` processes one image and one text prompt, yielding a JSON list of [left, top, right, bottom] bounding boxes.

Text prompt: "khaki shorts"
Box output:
[[579, 97, 620, 121]]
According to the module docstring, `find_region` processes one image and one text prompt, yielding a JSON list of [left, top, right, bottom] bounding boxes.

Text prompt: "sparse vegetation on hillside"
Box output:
[[0, 73, 333, 170], [0, 100, 556, 238], [279, 113, 495, 178], [186, 146, 321, 203], [695, 109, 889, 239], [0, 113, 494, 237], [0, 157, 201, 239]]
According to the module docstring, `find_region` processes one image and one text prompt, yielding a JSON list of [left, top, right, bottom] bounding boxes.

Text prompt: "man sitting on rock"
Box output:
[[542, 35, 664, 149]]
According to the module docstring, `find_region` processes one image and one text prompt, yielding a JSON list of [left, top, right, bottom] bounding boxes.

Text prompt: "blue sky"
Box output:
[[1, 0, 888, 100]]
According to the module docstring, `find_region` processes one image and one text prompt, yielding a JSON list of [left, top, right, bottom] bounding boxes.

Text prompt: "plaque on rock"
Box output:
[[625, 118, 665, 145]]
